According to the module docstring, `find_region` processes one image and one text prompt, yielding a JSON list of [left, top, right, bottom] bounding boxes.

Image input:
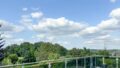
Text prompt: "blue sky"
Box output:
[[0, 0, 120, 49]]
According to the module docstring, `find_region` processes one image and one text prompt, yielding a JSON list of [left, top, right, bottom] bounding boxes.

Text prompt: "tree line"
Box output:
[[0, 41, 110, 65]]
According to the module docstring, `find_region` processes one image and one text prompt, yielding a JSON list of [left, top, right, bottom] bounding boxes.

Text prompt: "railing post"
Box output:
[[116, 58, 119, 68], [76, 59, 78, 68], [95, 57, 96, 67], [84, 58, 86, 68], [90, 57, 93, 68], [22, 64, 24, 68], [102, 57, 105, 65], [65, 59, 67, 68], [102, 57, 106, 68], [48, 62, 51, 68]]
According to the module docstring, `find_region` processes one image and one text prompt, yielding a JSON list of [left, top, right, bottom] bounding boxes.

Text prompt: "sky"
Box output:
[[0, 0, 120, 49]]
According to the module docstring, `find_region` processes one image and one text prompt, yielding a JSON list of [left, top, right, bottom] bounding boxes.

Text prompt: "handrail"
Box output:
[[0, 55, 120, 67]]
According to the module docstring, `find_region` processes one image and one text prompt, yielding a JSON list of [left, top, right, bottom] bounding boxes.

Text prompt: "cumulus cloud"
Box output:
[[0, 20, 25, 46], [21, 11, 87, 37], [1, 34, 13, 39], [33, 34, 55, 42], [21, 15, 33, 30], [14, 38, 24, 43], [21, 12, 44, 30], [0, 20, 24, 32], [110, 0, 117, 3], [20, 8, 120, 49], [32, 17, 87, 35], [6, 38, 24, 45], [84, 35, 120, 46], [98, 19, 119, 30], [110, 8, 120, 19], [79, 26, 100, 37], [98, 8, 120, 31], [35, 34, 46, 39], [23, 8, 120, 38], [81, 8, 120, 48], [79, 8, 120, 38], [96, 34, 111, 40], [31, 12, 43, 19]]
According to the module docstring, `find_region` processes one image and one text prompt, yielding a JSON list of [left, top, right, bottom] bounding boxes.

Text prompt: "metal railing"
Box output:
[[0, 55, 120, 68]]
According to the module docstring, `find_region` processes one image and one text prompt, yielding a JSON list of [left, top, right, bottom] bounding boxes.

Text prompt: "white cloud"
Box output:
[[33, 34, 55, 42], [14, 38, 24, 42], [98, 18, 119, 30], [0, 20, 24, 32], [21, 15, 33, 30], [79, 26, 100, 36], [0, 20, 25, 46], [79, 8, 120, 38], [32, 17, 87, 36], [35, 34, 55, 41], [22, 8, 28, 11], [110, 0, 117, 3], [80, 8, 120, 48], [20, 8, 120, 49], [110, 8, 120, 19], [1, 34, 13, 39], [96, 34, 111, 40], [84, 36, 120, 46], [31, 12, 43, 19], [21, 11, 87, 37], [7, 38, 24, 45], [46, 36, 55, 41], [98, 8, 120, 31], [35, 34, 46, 38]]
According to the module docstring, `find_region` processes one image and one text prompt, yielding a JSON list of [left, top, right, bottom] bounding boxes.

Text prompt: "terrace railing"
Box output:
[[0, 55, 120, 68]]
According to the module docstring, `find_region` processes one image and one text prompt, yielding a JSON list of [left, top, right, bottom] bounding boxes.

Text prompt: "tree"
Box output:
[[19, 42, 34, 57], [48, 53, 60, 60], [0, 24, 5, 62], [97, 50, 110, 56], [23, 51, 36, 63], [9, 54, 18, 64], [68, 48, 81, 57], [5, 44, 19, 57], [35, 42, 67, 61], [81, 47, 92, 56], [54, 43, 67, 56]]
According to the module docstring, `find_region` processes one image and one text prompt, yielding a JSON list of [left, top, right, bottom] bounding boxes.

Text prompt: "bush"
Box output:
[[9, 54, 18, 64]]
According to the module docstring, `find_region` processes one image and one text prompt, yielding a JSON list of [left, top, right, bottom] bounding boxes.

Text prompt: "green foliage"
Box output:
[[35, 42, 67, 61], [2, 41, 112, 67], [52, 62, 65, 68], [67, 47, 92, 57], [18, 57, 24, 63], [9, 54, 18, 64], [3, 41, 67, 64], [2, 57, 11, 65], [23, 51, 36, 63], [97, 50, 110, 56], [48, 53, 60, 60], [81, 47, 92, 56], [5, 44, 19, 56], [19, 42, 34, 57], [67, 48, 81, 57], [105, 58, 116, 68]]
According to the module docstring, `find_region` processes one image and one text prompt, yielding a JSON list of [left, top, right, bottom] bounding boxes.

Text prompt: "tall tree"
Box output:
[[0, 24, 5, 62], [35, 42, 67, 61]]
